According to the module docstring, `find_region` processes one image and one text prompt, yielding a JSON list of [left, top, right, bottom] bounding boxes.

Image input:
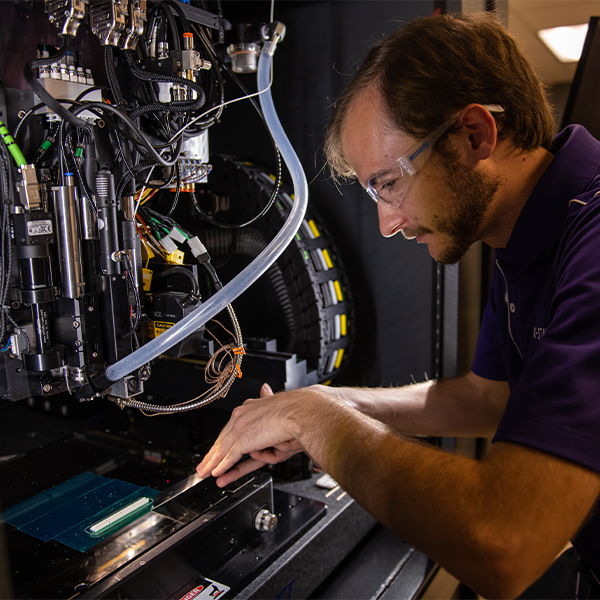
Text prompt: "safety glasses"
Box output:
[[365, 104, 505, 209]]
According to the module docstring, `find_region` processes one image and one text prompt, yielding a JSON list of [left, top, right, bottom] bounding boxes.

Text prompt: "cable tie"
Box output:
[[232, 347, 246, 355]]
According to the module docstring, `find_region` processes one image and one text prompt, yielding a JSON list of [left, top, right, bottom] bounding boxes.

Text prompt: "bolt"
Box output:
[[73, 320, 80, 328], [42, 384, 52, 393], [88, 306, 94, 312]]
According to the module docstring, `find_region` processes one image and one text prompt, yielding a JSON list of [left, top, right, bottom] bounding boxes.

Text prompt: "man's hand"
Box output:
[[197, 383, 303, 487]]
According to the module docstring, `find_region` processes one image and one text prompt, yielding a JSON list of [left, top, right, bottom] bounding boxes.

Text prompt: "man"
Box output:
[[198, 13, 600, 598]]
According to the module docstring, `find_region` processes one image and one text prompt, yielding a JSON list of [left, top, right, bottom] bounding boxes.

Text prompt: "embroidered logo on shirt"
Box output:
[[533, 327, 546, 340]]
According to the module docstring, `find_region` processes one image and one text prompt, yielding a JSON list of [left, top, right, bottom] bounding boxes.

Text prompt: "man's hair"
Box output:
[[325, 13, 555, 179]]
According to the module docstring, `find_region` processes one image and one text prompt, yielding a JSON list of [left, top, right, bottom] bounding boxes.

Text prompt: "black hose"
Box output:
[[104, 46, 125, 108], [164, 0, 191, 34]]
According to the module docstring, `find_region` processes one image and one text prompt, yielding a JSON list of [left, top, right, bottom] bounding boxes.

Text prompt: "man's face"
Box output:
[[341, 94, 499, 265]]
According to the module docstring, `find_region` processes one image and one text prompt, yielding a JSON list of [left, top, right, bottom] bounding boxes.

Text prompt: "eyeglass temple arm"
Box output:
[[399, 104, 505, 175]]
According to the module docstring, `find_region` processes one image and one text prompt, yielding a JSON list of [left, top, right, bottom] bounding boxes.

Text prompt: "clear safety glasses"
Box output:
[[365, 104, 505, 209]]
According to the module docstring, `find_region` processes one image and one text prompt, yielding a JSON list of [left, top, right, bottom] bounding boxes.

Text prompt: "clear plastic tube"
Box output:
[[105, 43, 308, 384]]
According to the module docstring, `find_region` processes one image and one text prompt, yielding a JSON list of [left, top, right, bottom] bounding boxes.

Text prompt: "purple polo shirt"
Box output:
[[471, 125, 600, 570]]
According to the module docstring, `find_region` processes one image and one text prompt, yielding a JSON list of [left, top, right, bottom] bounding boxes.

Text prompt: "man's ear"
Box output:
[[454, 104, 498, 164]]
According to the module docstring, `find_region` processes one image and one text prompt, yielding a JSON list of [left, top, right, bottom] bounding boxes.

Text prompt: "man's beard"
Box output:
[[425, 146, 500, 265]]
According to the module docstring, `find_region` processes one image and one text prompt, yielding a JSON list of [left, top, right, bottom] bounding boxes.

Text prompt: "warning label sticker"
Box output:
[[178, 578, 230, 599]]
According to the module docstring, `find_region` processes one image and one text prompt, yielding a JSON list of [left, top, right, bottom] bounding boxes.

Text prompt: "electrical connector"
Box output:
[[16, 164, 42, 210], [187, 236, 207, 257], [188, 236, 211, 264], [169, 227, 187, 244], [165, 249, 185, 265], [159, 235, 178, 254]]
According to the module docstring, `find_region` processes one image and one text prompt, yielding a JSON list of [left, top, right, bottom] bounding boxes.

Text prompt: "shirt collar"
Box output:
[[496, 125, 600, 282]]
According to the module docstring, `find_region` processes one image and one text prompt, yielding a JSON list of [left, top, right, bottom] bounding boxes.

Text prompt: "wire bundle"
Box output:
[[2, 1, 294, 411]]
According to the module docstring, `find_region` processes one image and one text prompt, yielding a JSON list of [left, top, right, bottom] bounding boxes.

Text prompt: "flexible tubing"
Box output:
[[105, 42, 308, 384]]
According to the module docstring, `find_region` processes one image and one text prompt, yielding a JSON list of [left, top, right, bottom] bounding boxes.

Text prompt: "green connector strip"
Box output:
[[0, 118, 26, 167]]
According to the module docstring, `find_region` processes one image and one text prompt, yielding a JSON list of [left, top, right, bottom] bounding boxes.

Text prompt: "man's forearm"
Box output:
[[289, 392, 600, 598], [322, 371, 509, 438], [198, 383, 600, 598]]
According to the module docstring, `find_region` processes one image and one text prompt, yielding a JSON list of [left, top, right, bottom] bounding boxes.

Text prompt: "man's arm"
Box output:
[[328, 370, 510, 438], [198, 372, 508, 484], [198, 384, 600, 599]]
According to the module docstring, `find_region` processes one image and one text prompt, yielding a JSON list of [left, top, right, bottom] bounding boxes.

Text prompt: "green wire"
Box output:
[[0, 118, 26, 167]]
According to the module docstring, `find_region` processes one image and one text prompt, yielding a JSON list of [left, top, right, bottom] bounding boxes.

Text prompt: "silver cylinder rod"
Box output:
[[51, 175, 84, 298]]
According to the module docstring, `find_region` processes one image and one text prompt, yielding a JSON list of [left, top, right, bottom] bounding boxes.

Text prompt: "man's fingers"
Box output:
[[210, 444, 245, 478], [197, 452, 218, 478], [197, 383, 279, 481], [214, 458, 266, 488], [197, 435, 231, 478]]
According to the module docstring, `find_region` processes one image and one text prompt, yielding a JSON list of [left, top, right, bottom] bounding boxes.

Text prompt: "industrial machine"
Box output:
[[0, 1, 361, 597]]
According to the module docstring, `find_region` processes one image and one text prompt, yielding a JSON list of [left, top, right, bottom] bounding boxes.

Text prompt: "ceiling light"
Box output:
[[538, 23, 589, 63]]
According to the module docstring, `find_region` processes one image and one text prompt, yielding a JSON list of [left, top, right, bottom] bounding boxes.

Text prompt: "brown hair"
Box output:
[[325, 13, 555, 179]]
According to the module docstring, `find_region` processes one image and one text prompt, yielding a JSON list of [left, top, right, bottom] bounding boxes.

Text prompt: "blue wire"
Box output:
[[1, 340, 11, 352]]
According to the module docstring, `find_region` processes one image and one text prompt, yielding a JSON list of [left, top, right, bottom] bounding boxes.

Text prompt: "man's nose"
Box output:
[[377, 200, 404, 238]]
